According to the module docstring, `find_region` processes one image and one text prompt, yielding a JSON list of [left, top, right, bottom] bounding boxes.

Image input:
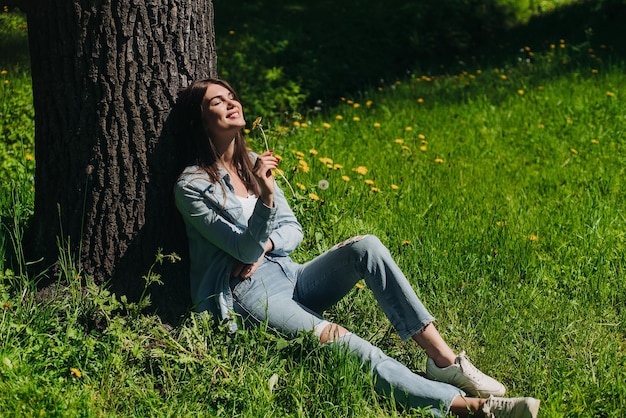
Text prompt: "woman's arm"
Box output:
[[175, 175, 276, 264]]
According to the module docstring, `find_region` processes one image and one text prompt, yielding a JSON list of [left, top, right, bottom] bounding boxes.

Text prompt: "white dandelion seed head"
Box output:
[[318, 179, 329, 190]]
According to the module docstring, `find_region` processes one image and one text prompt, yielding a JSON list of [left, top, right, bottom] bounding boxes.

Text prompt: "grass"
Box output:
[[2, 2, 626, 417]]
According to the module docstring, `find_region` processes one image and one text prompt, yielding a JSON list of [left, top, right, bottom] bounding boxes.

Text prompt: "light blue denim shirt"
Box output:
[[174, 157, 303, 329]]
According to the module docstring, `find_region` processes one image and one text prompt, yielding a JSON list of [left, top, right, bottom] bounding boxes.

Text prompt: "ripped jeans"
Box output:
[[230, 234, 463, 416]]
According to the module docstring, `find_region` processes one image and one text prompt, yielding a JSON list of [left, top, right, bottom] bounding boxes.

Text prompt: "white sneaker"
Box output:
[[425, 351, 506, 397], [482, 395, 540, 418]]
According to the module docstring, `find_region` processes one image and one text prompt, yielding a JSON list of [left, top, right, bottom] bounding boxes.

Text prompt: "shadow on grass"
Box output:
[[214, 0, 626, 114]]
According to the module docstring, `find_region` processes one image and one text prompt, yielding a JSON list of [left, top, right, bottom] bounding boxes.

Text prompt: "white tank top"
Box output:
[[236, 194, 258, 222]]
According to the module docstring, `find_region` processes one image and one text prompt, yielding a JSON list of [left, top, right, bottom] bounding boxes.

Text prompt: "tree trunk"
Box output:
[[25, 0, 216, 323]]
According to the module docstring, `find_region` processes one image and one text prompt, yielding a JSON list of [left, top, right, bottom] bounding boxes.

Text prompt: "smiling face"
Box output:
[[201, 82, 246, 142]]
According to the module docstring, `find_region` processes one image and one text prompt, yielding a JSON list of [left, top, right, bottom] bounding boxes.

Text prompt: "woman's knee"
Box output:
[[315, 322, 350, 344]]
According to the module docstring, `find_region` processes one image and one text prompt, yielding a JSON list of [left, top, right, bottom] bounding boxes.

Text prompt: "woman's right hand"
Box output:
[[253, 150, 279, 207]]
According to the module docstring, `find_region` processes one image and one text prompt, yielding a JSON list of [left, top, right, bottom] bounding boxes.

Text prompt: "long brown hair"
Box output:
[[177, 78, 259, 195]]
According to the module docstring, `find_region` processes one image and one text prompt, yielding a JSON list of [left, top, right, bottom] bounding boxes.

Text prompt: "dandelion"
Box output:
[[591, 69, 598, 74], [606, 91, 616, 97], [335, 115, 343, 120], [420, 145, 427, 152], [2, 301, 11, 309], [296, 182, 306, 190], [355, 282, 365, 290], [538, 123, 545, 129], [353, 116, 360, 122], [0, 70, 7, 75], [395, 139, 404, 144], [347, 99, 354, 105], [341, 175, 350, 182], [390, 184, 399, 190], [401, 145, 410, 151], [417, 98, 424, 104], [517, 89, 524, 95], [318, 157, 333, 164], [401, 240, 411, 245], [353, 103, 361, 108], [570, 148, 578, 154], [500, 74, 507, 80], [366, 100, 373, 107], [365, 179, 375, 185], [405, 126, 413, 131], [373, 122, 381, 128], [332, 164, 343, 170], [528, 234, 538, 242], [371, 187, 381, 192], [591, 139, 599, 144], [25, 154, 34, 161], [434, 158, 444, 163], [318, 180, 329, 190], [496, 221, 505, 227], [308, 193, 320, 201], [228, 30, 235, 35], [298, 160, 310, 173], [309, 149, 318, 155], [353, 166, 368, 175], [418, 134, 426, 140], [70, 367, 82, 378]]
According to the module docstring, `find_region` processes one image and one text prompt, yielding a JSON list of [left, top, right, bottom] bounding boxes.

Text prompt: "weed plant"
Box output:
[[1, 3, 625, 417]]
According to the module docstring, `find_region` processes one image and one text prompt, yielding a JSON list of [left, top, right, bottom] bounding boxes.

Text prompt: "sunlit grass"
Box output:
[[2, 3, 626, 417]]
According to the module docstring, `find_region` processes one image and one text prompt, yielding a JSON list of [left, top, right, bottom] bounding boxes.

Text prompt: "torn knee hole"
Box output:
[[336, 235, 367, 248]]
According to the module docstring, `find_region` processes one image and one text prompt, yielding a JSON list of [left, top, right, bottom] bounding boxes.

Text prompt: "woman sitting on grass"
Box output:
[[174, 78, 540, 418]]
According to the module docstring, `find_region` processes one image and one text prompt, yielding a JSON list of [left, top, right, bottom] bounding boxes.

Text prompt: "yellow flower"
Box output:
[[390, 184, 399, 190], [420, 145, 428, 152], [25, 154, 34, 161], [365, 100, 373, 107], [395, 139, 404, 144], [496, 221, 505, 227], [341, 175, 350, 182], [309, 149, 318, 155], [293, 121, 301, 127], [335, 115, 343, 120], [332, 164, 343, 170], [538, 123, 545, 129], [308, 193, 320, 201], [434, 158, 444, 163], [296, 182, 306, 190], [591, 139, 599, 144], [402, 145, 410, 151], [417, 98, 424, 103], [355, 282, 365, 290], [70, 367, 82, 378], [228, 30, 235, 35], [500, 74, 507, 80], [251, 116, 262, 130], [298, 160, 310, 173], [347, 99, 354, 104], [352, 166, 368, 175], [371, 187, 381, 192], [373, 122, 381, 128], [405, 126, 413, 131], [401, 240, 411, 245], [570, 148, 578, 154], [353, 116, 360, 122], [353, 103, 361, 108], [528, 234, 538, 242], [365, 179, 375, 185], [322, 122, 331, 129], [606, 91, 615, 97], [293, 150, 305, 157], [418, 134, 426, 140], [0, 70, 7, 75], [319, 157, 333, 164], [517, 89, 524, 95], [591, 69, 598, 74]]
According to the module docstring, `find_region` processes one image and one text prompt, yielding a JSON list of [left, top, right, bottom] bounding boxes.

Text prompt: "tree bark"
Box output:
[[25, 0, 216, 323]]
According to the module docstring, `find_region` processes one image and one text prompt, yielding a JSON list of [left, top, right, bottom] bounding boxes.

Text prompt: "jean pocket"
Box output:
[[231, 277, 253, 300]]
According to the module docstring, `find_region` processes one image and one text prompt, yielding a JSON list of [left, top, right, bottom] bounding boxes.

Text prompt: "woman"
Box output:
[[174, 78, 540, 417]]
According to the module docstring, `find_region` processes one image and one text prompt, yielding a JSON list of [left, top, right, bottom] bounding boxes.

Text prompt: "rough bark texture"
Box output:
[[26, 0, 216, 323]]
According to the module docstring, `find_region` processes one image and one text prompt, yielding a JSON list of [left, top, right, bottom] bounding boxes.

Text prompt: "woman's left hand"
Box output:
[[231, 239, 274, 280]]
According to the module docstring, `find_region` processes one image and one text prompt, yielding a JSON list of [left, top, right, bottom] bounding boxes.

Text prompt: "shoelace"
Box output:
[[457, 351, 484, 382]]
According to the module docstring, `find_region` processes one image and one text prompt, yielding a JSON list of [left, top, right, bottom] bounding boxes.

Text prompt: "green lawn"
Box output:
[[2, 2, 625, 417]]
